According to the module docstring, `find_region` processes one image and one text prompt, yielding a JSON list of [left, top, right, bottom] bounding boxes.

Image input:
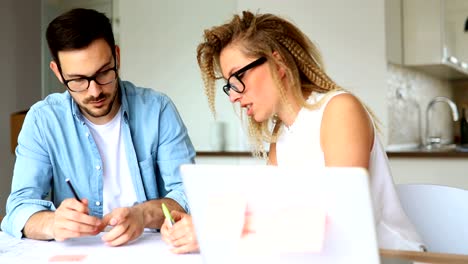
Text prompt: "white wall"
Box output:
[[0, 0, 42, 216], [118, 0, 244, 151], [117, 0, 389, 151]]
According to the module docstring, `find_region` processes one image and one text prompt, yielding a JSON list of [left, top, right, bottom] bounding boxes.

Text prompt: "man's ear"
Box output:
[[50, 61, 64, 84], [272, 51, 286, 79]]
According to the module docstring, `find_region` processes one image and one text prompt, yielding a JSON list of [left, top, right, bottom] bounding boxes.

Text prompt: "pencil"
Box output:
[[65, 178, 81, 202], [162, 203, 175, 227]]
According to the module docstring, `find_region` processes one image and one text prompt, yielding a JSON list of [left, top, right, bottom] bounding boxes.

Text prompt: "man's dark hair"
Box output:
[[46, 8, 116, 66]]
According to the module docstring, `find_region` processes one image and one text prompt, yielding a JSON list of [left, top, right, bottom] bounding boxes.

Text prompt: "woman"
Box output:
[[161, 10, 424, 254]]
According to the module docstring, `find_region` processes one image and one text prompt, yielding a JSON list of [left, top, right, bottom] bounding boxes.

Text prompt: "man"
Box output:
[[1, 8, 195, 246]]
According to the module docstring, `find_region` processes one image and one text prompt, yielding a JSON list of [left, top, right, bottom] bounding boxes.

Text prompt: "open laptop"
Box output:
[[181, 164, 380, 264]]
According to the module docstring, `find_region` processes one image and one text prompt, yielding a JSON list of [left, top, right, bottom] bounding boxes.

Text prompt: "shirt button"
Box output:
[[95, 201, 101, 206], [95, 165, 101, 170], [85, 132, 89, 137]]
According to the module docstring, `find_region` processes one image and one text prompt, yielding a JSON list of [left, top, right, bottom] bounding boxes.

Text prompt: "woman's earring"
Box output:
[[272, 114, 279, 124]]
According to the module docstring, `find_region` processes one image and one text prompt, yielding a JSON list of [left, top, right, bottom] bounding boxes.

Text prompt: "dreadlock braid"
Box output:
[[276, 35, 339, 92], [197, 27, 235, 117]]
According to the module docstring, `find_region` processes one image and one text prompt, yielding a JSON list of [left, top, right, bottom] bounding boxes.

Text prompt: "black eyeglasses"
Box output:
[[222, 57, 267, 96], [61, 65, 118, 92]]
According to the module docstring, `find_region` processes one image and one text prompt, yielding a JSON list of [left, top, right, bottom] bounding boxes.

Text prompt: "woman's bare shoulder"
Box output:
[[320, 92, 374, 167]]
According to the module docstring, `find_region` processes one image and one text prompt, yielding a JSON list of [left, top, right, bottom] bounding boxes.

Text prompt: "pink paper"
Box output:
[[49, 254, 87, 262]]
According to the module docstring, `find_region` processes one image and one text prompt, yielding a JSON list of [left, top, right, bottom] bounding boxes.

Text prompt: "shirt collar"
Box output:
[[118, 79, 130, 122]]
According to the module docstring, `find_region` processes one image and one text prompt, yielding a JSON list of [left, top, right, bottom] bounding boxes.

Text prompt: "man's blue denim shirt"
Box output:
[[1, 80, 195, 238]]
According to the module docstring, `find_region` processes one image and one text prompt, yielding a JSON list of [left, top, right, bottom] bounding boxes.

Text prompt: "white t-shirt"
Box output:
[[276, 91, 425, 251], [84, 108, 138, 215]]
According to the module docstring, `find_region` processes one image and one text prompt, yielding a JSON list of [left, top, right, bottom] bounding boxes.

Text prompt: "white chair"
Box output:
[[396, 183, 468, 255]]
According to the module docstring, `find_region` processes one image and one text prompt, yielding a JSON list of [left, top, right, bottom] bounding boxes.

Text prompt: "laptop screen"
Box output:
[[181, 164, 380, 264]]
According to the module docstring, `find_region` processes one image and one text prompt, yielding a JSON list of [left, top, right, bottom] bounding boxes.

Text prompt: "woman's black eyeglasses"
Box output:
[[222, 57, 267, 96]]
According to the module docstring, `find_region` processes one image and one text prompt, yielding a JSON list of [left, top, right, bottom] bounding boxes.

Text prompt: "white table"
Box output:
[[3, 231, 467, 264]]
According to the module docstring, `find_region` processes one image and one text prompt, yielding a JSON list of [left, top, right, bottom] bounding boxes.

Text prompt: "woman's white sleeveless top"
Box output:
[[276, 91, 424, 250]]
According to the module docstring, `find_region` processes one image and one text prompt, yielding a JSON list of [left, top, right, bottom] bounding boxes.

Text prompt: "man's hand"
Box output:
[[53, 198, 102, 241], [100, 206, 145, 246]]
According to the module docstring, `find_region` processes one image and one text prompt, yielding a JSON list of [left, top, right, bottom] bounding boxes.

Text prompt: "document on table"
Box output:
[[0, 232, 202, 263]]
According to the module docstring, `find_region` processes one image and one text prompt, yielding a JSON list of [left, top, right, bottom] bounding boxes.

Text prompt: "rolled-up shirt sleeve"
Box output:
[[1, 109, 56, 238], [155, 96, 195, 213]]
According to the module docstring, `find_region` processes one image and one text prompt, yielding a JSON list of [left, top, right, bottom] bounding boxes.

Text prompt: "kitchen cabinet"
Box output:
[[389, 157, 468, 190], [386, 0, 468, 79], [445, 0, 468, 70]]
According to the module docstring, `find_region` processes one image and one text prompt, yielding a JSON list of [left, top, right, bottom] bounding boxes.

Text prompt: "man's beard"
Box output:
[[82, 90, 117, 118]]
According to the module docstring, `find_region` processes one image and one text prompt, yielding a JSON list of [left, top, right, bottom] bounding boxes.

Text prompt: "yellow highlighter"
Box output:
[[162, 203, 175, 227]]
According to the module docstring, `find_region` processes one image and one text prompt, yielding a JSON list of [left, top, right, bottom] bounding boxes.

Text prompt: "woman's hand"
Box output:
[[161, 211, 199, 254]]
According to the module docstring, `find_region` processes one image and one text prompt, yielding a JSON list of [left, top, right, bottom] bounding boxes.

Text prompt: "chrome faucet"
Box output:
[[425, 96, 459, 146]]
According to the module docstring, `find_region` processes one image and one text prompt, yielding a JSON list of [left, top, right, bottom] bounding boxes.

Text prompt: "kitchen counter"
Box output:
[[197, 151, 253, 157], [386, 150, 468, 158], [386, 144, 468, 158], [197, 150, 468, 158]]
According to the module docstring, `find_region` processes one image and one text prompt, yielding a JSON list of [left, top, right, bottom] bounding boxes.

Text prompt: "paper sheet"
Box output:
[[0, 232, 202, 264]]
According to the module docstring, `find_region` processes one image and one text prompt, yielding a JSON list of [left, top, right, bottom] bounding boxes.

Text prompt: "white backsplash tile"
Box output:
[[387, 63, 454, 147]]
